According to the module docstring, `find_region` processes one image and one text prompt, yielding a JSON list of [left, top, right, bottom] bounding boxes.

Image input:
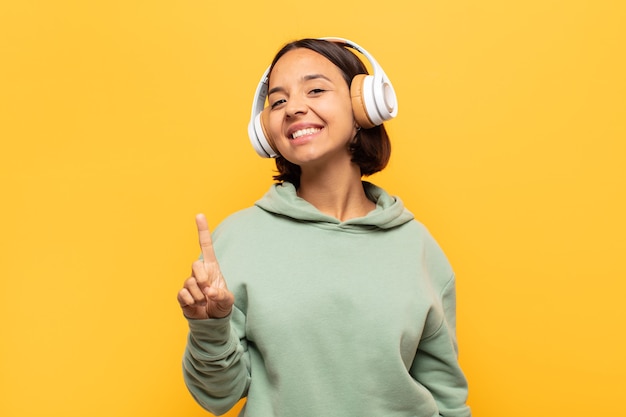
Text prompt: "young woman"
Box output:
[[177, 38, 471, 417]]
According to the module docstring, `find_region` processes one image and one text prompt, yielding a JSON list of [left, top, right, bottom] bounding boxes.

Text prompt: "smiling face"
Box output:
[[266, 48, 359, 171]]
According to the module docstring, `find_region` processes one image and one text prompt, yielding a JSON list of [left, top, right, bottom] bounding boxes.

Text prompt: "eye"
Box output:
[[309, 88, 326, 95], [270, 98, 286, 109]]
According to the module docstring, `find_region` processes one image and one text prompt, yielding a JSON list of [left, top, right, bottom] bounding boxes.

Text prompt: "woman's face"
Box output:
[[266, 48, 358, 170]]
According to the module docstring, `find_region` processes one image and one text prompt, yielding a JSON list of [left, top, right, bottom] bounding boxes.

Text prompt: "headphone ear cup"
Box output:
[[259, 107, 277, 153], [350, 74, 376, 129], [249, 108, 278, 158]]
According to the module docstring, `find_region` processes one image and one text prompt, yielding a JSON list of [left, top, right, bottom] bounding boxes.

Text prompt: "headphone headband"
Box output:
[[248, 37, 398, 158]]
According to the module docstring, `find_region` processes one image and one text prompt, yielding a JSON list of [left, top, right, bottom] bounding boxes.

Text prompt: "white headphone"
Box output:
[[247, 37, 398, 158]]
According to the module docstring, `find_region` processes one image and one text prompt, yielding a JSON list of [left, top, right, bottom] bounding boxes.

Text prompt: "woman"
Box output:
[[177, 38, 471, 417]]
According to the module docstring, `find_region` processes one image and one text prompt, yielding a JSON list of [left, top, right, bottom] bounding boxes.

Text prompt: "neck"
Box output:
[[297, 163, 375, 222]]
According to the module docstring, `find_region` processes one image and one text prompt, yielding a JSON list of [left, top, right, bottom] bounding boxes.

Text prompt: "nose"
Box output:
[[284, 94, 307, 118]]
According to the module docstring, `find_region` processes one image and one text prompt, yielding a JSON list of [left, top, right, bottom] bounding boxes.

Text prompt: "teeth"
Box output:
[[291, 128, 320, 139]]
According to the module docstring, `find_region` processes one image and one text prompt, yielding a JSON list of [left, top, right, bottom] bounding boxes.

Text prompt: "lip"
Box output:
[[286, 123, 324, 140]]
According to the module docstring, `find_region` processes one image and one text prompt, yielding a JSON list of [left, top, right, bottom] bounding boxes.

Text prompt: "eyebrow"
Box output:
[[267, 74, 332, 96]]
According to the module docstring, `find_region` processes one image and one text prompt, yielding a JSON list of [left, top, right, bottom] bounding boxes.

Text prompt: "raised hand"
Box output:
[[177, 214, 235, 320]]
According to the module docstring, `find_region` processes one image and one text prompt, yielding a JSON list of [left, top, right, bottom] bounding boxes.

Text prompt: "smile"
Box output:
[[291, 127, 321, 139]]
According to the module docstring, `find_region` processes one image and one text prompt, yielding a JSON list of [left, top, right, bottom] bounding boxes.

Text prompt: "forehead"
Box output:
[[268, 48, 344, 86]]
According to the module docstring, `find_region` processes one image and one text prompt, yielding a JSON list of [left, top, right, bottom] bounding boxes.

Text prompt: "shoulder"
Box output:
[[401, 218, 455, 287], [212, 206, 270, 239], [393, 216, 443, 249]]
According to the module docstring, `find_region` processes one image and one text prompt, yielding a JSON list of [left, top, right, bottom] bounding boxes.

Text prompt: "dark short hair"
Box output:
[[267, 38, 392, 187]]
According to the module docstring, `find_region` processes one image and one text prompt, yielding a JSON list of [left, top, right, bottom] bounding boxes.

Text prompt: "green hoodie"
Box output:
[[183, 182, 471, 417]]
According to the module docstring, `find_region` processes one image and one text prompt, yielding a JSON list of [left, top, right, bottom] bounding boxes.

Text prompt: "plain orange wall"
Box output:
[[1, 1, 625, 416]]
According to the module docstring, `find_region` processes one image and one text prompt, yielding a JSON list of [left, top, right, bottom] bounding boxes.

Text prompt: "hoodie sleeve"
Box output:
[[182, 306, 251, 416], [410, 275, 471, 417]]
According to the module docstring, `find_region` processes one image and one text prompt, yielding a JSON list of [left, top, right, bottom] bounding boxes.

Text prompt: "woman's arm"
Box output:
[[411, 276, 471, 417], [183, 308, 251, 415]]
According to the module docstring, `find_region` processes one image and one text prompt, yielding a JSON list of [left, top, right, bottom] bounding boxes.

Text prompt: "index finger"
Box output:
[[195, 213, 217, 265]]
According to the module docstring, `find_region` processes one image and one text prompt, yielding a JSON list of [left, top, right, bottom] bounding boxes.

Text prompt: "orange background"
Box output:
[[1, 1, 625, 416]]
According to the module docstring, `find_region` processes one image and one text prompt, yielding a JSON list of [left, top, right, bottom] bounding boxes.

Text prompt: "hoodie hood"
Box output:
[[254, 181, 414, 231]]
